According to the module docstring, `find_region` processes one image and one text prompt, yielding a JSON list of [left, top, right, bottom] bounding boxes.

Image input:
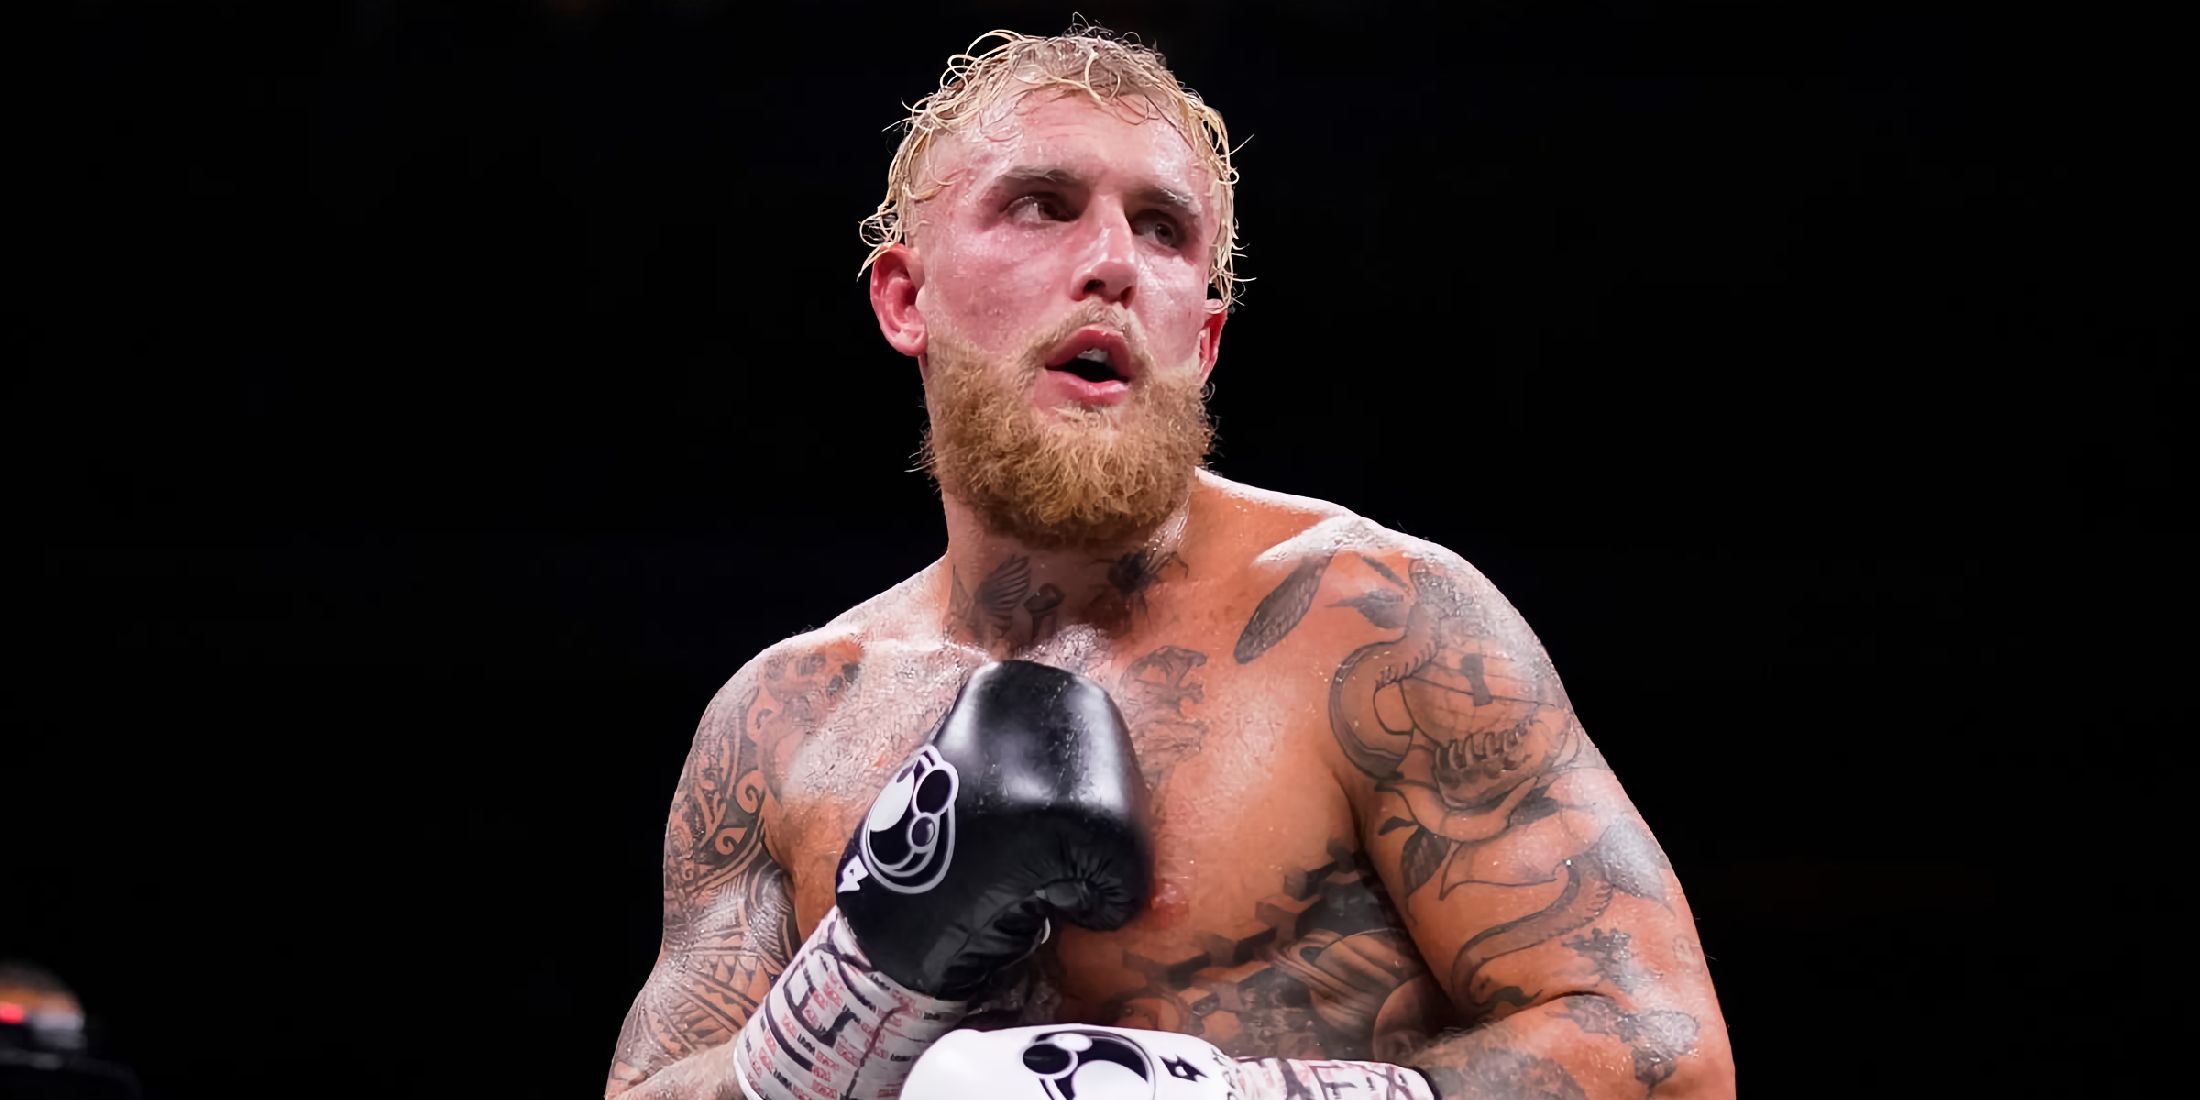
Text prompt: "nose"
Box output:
[[1071, 201, 1138, 305]]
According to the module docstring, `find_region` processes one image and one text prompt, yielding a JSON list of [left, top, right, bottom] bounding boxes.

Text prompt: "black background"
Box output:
[[9, 1, 2186, 1097]]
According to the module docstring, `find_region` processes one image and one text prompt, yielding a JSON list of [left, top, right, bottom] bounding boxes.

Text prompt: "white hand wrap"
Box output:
[[1232, 1054, 1437, 1099], [731, 908, 969, 1100], [901, 1023, 1436, 1100]]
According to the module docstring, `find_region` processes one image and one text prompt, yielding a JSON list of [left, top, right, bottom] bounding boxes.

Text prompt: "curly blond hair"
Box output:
[[860, 27, 1244, 307]]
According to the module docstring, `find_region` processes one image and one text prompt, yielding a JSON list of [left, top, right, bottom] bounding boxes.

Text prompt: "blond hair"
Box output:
[[860, 27, 1244, 307]]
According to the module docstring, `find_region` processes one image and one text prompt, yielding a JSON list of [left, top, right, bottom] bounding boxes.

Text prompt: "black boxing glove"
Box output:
[[835, 658, 1154, 995], [731, 660, 1153, 1100]]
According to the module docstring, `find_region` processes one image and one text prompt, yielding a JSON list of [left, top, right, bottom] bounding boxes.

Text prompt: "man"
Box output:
[[607, 28, 1733, 1100]]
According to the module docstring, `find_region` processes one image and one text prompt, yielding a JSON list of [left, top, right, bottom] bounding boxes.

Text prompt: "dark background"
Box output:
[[9, 1, 2186, 1096]]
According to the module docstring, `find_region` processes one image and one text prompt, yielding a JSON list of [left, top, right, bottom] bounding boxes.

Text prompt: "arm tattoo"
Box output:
[[1552, 995, 1701, 1095], [608, 680, 797, 1090], [1563, 928, 1650, 994], [1446, 821, 1671, 1017], [754, 650, 860, 798], [1231, 551, 1718, 1093], [1311, 556, 1678, 1019]]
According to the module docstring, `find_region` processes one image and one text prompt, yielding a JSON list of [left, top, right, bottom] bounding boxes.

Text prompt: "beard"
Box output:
[[920, 317, 1213, 551]]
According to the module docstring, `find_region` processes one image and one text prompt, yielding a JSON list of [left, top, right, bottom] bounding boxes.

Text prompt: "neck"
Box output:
[[935, 486, 1196, 655]]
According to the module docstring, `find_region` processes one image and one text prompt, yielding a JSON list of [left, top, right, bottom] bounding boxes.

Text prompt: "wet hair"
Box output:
[[860, 26, 1245, 307]]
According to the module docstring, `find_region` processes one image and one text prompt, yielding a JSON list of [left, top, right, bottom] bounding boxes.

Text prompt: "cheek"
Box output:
[[930, 243, 1054, 338], [1129, 246, 1214, 338], [948, 225, 1056, 286], [1146, 291, 1216, 365]]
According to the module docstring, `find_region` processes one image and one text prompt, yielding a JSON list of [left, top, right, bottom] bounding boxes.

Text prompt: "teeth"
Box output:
[[1073, 348, 1112, 365]]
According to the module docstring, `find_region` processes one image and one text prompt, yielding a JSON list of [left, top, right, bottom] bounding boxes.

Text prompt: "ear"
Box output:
[[869, 244, 927, 360], [1196, 296, 1229, 380]]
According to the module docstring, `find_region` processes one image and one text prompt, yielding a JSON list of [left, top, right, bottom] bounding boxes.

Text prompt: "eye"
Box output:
[[1135, 212, 1183, 248], [1009, 193, 1070, 222]]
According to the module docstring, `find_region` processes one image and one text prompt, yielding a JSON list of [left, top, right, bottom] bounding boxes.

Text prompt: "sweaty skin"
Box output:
[[610, 475, 1734, 1098], [608, 85, 1733, 1100], [775, 478, 1490, 1064]]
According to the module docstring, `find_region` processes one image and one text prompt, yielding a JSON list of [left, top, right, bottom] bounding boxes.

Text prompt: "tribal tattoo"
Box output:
[[608, 665, 819, 1090], [754, 649, 862, 799]]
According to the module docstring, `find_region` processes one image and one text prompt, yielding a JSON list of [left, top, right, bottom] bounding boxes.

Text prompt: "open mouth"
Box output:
[[1052, 347, 1124, 385], [1044, 327, 1137, 389]]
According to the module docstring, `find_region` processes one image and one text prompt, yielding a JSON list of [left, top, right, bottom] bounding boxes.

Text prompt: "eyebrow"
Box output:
[[993, 165, 1204, 230]]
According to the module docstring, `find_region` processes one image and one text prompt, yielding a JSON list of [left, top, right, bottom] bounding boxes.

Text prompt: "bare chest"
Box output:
[[762, 623, 1448, 1060]]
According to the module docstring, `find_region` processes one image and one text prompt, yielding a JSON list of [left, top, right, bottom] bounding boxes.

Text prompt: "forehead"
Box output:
[[929, 92, 1214, 210]]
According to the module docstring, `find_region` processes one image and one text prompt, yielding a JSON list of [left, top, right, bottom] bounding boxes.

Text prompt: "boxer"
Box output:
[[607, 27, 1734, 1100]]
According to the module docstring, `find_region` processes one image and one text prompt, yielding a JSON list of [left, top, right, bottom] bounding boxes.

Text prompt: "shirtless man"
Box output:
[[606, 28, 1733, 1100]]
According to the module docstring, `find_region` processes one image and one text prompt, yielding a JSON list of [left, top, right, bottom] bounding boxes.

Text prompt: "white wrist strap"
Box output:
[[732, 908, 968, 1100], [1233, 1056, 1437, 1100]]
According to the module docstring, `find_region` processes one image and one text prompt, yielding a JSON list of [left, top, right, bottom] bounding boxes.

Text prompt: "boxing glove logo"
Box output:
[[848, 745, 959, 894], [1018, 1029, 1217, 1099]]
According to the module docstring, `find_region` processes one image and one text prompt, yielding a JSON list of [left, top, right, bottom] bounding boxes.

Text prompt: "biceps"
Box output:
[[1438, 850, 1701, 1023], [1362, 732, 1702, 1022]]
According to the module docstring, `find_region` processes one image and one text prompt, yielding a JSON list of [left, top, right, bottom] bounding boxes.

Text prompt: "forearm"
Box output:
[[1408, 994, 1731, 1100], [1232, 1055, 1439, 1098], [608, 908, 964, 1100], [609, 1044, 743, 1100]]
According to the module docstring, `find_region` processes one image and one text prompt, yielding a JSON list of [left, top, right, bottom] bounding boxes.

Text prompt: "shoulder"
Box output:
[[699, 562, 944, 730], [1199, 470, 1496, 586], [1215, 503, 1601, 833], [1219, 492, 1537, 675], [694, 626, 864, 740], [680, 580, 948, 861]]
